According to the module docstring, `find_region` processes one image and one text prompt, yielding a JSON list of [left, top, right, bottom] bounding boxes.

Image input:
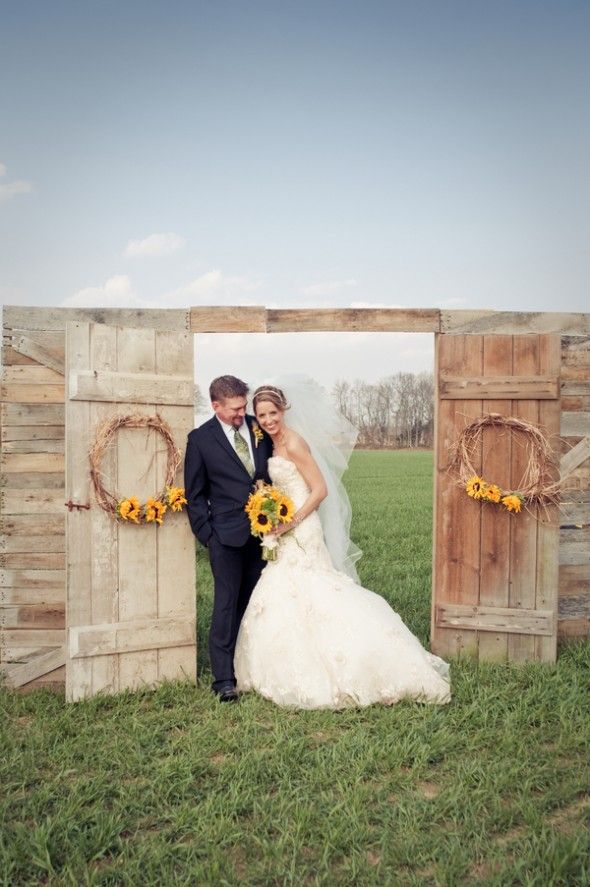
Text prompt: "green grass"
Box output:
[[2, 451, 590, 886]]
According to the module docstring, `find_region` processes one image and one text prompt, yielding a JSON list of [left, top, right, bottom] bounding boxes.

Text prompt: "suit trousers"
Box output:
[[207, 533, 265, 690]]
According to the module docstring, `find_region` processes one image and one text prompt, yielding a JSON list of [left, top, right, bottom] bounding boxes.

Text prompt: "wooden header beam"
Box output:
[[3, 305, 590, 336]]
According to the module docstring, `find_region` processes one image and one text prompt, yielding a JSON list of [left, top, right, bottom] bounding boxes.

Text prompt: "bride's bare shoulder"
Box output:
[[284, 428, 311, 459]]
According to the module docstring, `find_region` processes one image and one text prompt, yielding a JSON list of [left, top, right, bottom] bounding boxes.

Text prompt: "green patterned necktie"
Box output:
[[233, 429, 255, 477]]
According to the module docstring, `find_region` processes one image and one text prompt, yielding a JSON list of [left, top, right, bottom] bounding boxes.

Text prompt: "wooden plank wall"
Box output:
[[558, 336, 590, 640], [1, 306, 589, 693], [1, 320, 67, 689]]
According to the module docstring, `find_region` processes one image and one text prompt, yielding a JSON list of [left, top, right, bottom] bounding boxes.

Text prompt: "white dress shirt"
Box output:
[[216, 416, 255, 467]]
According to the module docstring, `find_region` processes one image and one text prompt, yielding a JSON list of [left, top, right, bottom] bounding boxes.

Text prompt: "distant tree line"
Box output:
[[332, 373, 434, 448], [195, 371, 435, 449]]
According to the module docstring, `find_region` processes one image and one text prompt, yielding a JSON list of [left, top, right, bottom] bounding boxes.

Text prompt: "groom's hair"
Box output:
[[209, 375, 249, 403]]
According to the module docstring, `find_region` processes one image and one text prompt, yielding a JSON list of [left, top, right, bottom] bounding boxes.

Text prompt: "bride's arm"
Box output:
[[274, 434, 327, 533]]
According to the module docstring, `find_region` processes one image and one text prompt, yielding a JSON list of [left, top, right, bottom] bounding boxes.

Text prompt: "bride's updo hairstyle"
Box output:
[[252, 385, 290, 414]]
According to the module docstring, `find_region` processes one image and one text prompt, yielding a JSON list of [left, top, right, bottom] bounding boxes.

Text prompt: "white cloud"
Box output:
[[124, 232, 186, 258], [165, 269, 262, 304], [301, 278, 357, 297], [0, 176, 33, 204], [61, 275, 152, 308]]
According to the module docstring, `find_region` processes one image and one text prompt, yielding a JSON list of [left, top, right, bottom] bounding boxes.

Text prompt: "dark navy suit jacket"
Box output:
[[184, 414, 272, 547]]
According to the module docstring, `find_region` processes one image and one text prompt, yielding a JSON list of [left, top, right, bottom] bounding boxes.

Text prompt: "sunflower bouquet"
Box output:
[[245, 481, 296, 561], [465, 476, 524, 514]]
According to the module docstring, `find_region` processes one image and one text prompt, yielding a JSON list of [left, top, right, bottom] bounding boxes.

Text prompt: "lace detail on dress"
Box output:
[[234, 456, 451, 709]]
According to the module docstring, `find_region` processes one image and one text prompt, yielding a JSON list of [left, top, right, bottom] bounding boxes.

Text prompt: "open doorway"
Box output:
[[192, 330, 436, 678]]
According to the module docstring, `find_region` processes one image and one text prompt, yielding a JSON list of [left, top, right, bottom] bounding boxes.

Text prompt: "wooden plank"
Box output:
[[0, 535, 64, 553], [115, 326, 159, 691], [69, 369, 193, 406], [2, 440, 64, 454], [560, 493, 590, 527], [479, 335, 512, 663], [558, 617, 590, 638], [1, 587, 66, 604], [439, 374, 558, 400], [2, 346, 38, 366], [431, 334, 482, 659], [1, 570, 64, 588], [0, 552, 65, 569], [0, 383, 64, 404], [561, 438, 590, 476], [561, 412, 590, 437], [561, 395, 590, 410], [190, 306, 267, 332], [10, 335, 65, 374], [65, 321, 93, 701], [2, 646, 66, 688], [86, 322, 119, 696], [559, 527, 590, 565], [2, 366, 64, 384], [155, 329, 197, 683], [535, 334, 561, 662], [562, 382, 590, 397], [1, 514, 65, 535], [436, 604, 555, 635], [69, 617, 195, 658], [1, 490, 65, 514], [0, 403, 65, 425], [3, 306, 189, 331], [1, 425, 64, 441], [559, 564, 590, 597], [442, 311, 590, 336], [1, 605, 65, 629], [1, 453, 65, 474], [509, 335, 540, 662], [3, 629, 65, 647], [267, 307, 440, 333], [1, 472, 64, 490]]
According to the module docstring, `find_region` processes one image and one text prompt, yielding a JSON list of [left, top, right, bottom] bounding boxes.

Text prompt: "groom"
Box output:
[[184, 375, 272, 702]]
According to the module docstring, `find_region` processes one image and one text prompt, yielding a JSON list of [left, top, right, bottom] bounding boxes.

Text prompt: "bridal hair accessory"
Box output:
[[448, 413, 562, 516], [245, 480, 296, 560], [89, 413, 187, 525], [252, 386, 289, 409]]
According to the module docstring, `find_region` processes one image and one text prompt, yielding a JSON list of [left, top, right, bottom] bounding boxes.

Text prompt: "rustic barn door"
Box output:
[[65, 322, 196, 701], [432, 333, 561, 663]]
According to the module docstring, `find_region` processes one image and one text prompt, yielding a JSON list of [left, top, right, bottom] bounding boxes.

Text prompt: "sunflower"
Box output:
[[466, 476, 487, 500], [117, 496, 141, 522], [145, 497, 167, 524], [245, 492, 264, 515], [252, 511, 273, 534], [166, 486, 187, 512], [483, 484, 502, 504], [278, 496, 295, 522], [502, 494, 523, 514]]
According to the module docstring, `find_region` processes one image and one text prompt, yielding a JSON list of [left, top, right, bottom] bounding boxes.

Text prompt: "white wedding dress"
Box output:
[[234, 456, 451, 709]]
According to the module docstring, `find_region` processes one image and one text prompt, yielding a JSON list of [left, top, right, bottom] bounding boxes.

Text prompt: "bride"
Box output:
[[234, 377, 451, 709]]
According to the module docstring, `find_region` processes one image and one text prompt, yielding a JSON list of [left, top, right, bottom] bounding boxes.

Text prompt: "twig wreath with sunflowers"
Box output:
[[448, 413, 561, 515], [88, 413, 187, 525]]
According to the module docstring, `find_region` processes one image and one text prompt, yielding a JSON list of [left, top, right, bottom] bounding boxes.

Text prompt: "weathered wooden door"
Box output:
[[65, 322, 196, 701], [432, 333, 561, 662]]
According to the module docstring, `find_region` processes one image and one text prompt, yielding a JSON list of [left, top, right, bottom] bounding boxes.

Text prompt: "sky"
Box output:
[[1, 0, 589, 394]]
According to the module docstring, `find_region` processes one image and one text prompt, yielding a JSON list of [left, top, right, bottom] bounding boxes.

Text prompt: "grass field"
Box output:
[[2, 451, 590, 886]]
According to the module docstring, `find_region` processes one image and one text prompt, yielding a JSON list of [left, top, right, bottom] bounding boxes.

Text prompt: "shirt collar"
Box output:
[[216, 416, 249, 438]]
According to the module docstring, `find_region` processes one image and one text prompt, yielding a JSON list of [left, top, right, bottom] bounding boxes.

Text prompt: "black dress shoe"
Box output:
[[215, 682, 239, 703]]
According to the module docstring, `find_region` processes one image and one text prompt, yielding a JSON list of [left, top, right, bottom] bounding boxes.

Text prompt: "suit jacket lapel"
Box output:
[[209, 417, 251, 476]]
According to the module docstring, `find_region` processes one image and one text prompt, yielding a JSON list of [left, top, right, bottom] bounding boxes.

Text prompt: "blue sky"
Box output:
[[1, 1, 589, 389]]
